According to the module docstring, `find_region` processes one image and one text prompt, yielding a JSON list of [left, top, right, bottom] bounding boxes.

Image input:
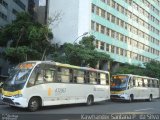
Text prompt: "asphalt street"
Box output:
[[0, 98, 160, 120]]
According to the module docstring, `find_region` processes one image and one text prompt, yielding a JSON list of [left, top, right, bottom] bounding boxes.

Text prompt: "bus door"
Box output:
[[26, 64, 56, 106], [127, 77, 134, 93]]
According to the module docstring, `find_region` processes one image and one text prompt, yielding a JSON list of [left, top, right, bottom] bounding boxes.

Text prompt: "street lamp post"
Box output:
[[73, 32, 88, 44]]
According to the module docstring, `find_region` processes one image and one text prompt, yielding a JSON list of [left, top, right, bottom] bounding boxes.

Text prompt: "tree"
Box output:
[[113, 63, 145, 76], [144, 60, 160, 79], [0, 12, 53, 63], [51, 35, 113, 69]]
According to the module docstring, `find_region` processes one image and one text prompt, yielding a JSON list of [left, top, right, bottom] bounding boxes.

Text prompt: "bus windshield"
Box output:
[[111, 75, 129, 91], [3, 62, 36, 91]]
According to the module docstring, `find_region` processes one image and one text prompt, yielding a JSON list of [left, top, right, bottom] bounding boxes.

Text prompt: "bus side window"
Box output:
[[133, 78, 135, 86], [59, 68, 70, 83], [129, 77, 133, 88], [89, 72, 97, 84], [142, 79, 145, 87], [27, 68, 37, 87], [137, 78, 142, 87], [100, 73, 106, 85], [143, 78, 148, 87], [44, 69, 55, 83], [96, 73, 100, 84], [148, 79, 151, 87], [157, 81, 159, 88], [135, 78, 138, 87], [152, 80, 156, 88], [106, 73, 109, 85], [35, 69, 44, 85], [57, 67, 62, 82], [69, 69, 73, 83], [84, 71, 89, 83]]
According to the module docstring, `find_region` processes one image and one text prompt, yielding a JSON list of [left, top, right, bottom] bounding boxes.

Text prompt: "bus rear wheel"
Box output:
[[86, 95, 94, 106], [28, 97, 40, 112]]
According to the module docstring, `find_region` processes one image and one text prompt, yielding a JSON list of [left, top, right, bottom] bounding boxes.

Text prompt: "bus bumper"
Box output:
[[1, 95, 28, 108], [110, 94, 129, 100]]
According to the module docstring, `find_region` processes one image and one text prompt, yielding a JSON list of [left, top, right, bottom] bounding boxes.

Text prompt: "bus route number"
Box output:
[[55, 88, 66, 94]]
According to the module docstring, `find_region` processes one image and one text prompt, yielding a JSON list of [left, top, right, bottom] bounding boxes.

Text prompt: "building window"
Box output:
[[13, 0, 26, 10], [91, 21, 95, 31], [101, 25, 105, 34], [96, 23, 100, 32], [100, 42, 105, 50], [101, 9, 105, 18], [116, 47, 119, 54], [106, 43, 110, 52], [111, 45, 115, 53], [92, 4, 95, 13], [96, 6, 99, 15], [12, 9, 18, 15], [0, 0, 8, 8], [0, 12, 7, 20]]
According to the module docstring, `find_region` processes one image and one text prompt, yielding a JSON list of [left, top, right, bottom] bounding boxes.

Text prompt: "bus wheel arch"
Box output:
[[28, 96, 42, 112], [86, 95, 94, 106]]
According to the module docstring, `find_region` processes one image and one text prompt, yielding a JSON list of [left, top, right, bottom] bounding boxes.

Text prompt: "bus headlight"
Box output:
[[14, 94, 23, 98]]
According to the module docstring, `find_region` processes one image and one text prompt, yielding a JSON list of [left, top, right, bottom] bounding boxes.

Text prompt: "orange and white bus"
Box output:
[[110, 74, 159, 102], [2, 61, 110, 111]]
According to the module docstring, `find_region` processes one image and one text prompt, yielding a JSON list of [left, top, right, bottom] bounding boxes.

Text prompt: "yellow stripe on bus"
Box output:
[[111, 91, 124, 94], [2, 89, 22, 96]]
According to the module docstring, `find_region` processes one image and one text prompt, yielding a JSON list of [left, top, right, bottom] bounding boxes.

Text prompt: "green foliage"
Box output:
[[79, 35, 95, 50], [114, 61, 160, 79], [144, 60, 160, 79], [114, 63, 145, 76], [52, 35, 112, 68], [0, 12, 53, 63], [4, 46, 41, 63]]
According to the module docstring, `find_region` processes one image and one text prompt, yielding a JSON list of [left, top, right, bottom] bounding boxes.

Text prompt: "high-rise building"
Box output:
[[48, 0, 160, 67], [0, 0, 29, 27], [0, 0, 29, 75]]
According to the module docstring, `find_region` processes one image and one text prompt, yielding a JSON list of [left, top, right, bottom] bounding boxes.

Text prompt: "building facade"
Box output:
[[49, 0, 160, 67], [0, 0, 29, 76], [0, 0, 29, 27]]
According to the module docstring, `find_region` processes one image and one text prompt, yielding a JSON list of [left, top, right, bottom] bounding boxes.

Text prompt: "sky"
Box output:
[[39, 0, 46, 6]]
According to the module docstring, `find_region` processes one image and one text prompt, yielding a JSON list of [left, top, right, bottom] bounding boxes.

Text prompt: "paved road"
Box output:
[[0, 99, 160, 120]]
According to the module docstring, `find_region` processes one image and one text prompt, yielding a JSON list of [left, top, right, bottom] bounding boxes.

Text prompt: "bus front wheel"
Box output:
[[28, 97, 40, 112], [86, 95, 94, 106]]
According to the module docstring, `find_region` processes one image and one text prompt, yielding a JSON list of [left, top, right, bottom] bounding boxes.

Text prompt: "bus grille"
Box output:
[[2, 98, 14, 105], [110, 95, 121, 98]]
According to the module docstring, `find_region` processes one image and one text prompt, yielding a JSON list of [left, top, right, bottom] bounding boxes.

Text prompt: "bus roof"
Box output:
[[23, 61, 109, 74], [112, 74, 159, 80]]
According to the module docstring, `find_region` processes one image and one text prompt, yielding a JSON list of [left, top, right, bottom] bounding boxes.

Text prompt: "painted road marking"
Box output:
[[134, 108, 153, 112]]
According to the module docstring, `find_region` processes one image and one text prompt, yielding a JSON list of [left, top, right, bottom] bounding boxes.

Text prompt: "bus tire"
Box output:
[[86, 95, 94, 106], [148, 95, 152, 102], [28, 97, 41, 112]]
